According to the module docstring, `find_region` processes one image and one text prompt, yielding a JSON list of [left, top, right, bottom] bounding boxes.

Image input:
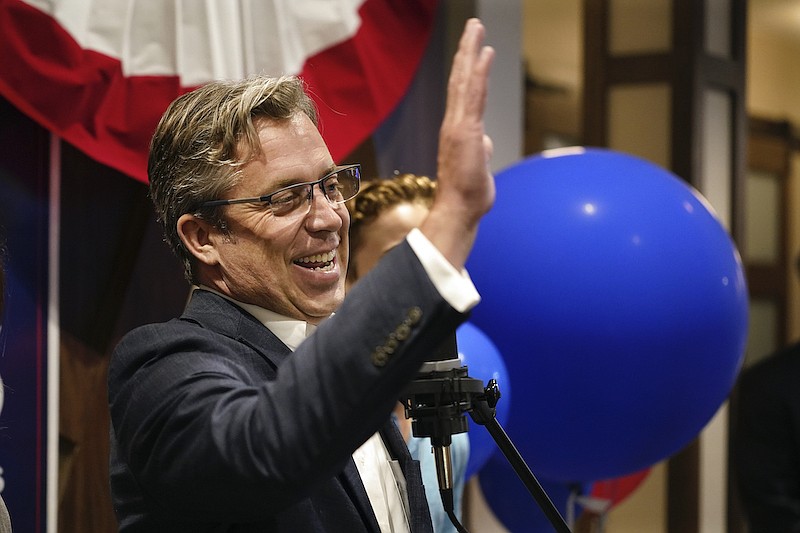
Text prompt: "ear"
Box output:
[[177, 213, 221, 267]]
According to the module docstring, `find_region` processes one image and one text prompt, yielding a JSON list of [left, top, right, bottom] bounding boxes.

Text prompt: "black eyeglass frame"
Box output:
[[197, 164, 361, 214]]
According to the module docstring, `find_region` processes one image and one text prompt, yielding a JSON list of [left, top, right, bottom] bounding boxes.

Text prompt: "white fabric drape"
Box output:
[[22, 0, 365, 83]]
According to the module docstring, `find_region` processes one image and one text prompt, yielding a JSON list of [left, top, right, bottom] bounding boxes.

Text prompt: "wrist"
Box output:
[[419, 208, 480, 270]]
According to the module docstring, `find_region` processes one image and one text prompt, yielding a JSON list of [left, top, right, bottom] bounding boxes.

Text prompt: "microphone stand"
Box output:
[[400, 357, 572, 533]]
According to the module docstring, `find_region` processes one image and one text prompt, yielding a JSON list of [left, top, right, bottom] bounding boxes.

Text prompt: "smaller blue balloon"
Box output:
[[479, 452, 590, 533], [456, 322, 511, 479]]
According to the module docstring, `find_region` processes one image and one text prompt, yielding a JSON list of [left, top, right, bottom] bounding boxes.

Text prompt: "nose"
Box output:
[[304, 187, 343, 232]]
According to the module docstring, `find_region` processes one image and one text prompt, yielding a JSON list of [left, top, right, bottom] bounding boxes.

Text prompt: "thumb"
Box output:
[[483, 134, 494, 163]]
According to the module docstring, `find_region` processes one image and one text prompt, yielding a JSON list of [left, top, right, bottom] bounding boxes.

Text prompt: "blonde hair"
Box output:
[[347, 173, 436, 256], [148, 75, 317, 282]]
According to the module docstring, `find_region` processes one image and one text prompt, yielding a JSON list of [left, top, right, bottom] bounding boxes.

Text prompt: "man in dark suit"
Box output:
[[734, 344, 800, 533], [108, 18, 495, 532]]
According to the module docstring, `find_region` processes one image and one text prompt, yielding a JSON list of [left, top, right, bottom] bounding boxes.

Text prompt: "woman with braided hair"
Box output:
[[347, 174, 470, 533]]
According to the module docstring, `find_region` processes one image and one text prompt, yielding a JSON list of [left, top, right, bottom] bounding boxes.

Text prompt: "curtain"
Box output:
[[0, 0, 439, 183]]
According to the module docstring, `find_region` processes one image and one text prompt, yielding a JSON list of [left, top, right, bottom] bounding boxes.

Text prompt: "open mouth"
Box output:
[[294, 250, 336, 272]]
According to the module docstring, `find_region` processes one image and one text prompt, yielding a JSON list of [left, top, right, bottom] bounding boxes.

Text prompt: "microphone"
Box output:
[[401, 335, 571, 533], [404, 334, 475, 447], [399, 333, 494, 532]]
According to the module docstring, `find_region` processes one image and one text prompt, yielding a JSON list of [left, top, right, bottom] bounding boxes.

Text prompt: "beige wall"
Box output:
[[748, 15, 800, 342], [748, 15, 800, 125]]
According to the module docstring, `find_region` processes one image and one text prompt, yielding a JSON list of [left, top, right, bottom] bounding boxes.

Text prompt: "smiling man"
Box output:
[[108, 18, 495, 533], [176, 111, 353, 322]]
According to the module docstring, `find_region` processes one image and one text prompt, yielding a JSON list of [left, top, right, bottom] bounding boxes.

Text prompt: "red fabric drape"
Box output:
[[590, 468, 651, 508], [0, 0, 438, 183]]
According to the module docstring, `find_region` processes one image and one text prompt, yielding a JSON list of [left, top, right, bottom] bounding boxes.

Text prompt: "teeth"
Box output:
[[296, 250, 336, 265]]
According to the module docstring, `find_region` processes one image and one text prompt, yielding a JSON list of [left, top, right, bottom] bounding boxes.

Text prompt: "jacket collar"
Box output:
[[182, 289, 293, 369]]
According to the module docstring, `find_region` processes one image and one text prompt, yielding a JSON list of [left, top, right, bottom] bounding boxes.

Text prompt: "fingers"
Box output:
[[422, 19, 496, 270], [483, 133, 494, 163], [437, 17, 495, 180], [445, 18, 495, 124]]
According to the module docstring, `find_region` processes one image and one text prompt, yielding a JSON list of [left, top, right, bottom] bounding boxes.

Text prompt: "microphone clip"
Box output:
[[399, 357, 492, 447]]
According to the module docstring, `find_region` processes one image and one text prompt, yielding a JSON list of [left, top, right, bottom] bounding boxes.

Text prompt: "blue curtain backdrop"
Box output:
[[0, 93, 50, 533], [0, 93, 189, 532]]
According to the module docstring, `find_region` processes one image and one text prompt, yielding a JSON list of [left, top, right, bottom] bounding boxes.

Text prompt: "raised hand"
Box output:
[[422, 18, 495, 270]]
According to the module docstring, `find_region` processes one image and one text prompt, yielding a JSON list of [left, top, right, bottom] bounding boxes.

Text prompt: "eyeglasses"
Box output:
[[198, 164, 361, 218]]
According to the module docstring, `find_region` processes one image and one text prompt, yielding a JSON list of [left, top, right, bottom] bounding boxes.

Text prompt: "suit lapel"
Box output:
[[183, 289, 292, 369], [380, 421, 434, 533], [339, 423, 435, 533], [338, 456, 382, 533]]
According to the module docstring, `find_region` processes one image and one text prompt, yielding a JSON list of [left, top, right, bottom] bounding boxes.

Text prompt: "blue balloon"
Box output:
[[456, 322, 511, 479], [466, 147, 748, 482], [479, 452, 589, 532]]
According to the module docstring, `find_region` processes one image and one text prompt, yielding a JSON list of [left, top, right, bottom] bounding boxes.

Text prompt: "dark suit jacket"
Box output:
[[109, 242, 465, 532], [734, 343, 800, 533]]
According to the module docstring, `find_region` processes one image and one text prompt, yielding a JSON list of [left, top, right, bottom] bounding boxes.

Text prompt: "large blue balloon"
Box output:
[[456, 322, 511, 479], [466, 147, 748, 482]]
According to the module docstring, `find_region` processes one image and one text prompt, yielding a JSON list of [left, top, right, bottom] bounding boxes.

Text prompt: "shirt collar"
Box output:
[[193, 285, 318, 350]]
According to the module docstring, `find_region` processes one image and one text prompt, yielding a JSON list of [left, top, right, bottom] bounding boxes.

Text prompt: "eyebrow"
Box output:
[[258, 165, 339, 196]]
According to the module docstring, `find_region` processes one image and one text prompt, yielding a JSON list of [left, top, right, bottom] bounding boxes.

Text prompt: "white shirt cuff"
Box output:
[[405, 228, 481, 314]]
